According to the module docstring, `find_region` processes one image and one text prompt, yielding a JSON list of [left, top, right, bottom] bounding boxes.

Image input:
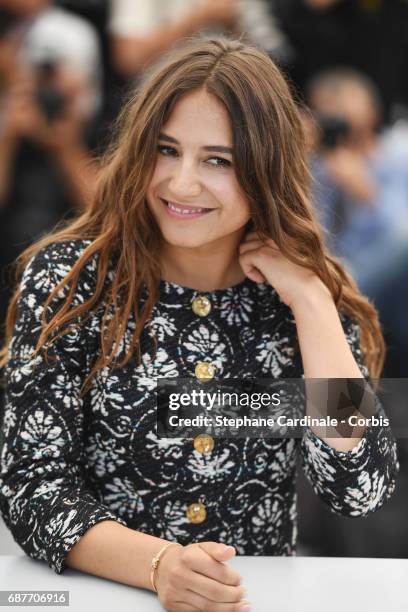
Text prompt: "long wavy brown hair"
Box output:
[[0, 35, 385, 397]]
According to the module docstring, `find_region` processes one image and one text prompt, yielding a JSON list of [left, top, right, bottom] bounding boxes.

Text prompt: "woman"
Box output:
[[0, 36, 398, 612]]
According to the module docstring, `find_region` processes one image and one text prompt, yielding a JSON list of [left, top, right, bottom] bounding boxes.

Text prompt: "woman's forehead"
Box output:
[[162, 89, 233, 144]]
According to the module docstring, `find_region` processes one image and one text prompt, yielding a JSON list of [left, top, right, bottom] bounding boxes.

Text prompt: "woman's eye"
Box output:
[[158, 145, 178, 157], [157, 146, 231, 168], [206, 157, 231, 168]]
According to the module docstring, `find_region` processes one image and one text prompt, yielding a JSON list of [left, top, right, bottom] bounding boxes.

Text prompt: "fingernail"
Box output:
[[239, 604, 252, 612]]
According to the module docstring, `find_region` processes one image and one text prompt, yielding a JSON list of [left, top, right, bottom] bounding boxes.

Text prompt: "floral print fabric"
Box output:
[[0, 240, 399, 573]]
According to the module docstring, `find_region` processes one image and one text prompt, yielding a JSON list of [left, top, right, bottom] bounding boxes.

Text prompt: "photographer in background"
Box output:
[[308, 67, 408, 376], [0, 1, 102, 348], [308, 68, 408, 270]]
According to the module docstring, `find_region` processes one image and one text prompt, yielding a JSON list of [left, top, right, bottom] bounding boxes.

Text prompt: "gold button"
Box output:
[[192, 295, 211, 317], [193, 434, 215, 454], [195, 361, 216, 381], [186, 502, 207, 524]]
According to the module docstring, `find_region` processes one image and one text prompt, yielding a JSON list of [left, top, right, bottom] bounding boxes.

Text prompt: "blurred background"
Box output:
[[1, 0, 408, 557]]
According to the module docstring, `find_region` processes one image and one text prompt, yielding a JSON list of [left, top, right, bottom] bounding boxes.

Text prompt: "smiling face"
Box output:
[[146, 87, 251, 250]]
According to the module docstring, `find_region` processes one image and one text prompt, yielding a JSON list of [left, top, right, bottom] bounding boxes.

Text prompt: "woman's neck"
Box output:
[[159, 234, 247, 292]]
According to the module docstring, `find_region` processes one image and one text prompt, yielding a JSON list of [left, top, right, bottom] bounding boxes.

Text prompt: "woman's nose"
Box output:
[[168, 159, 201, 198]]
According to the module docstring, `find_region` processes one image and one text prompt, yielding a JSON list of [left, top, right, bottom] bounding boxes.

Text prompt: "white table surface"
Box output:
[[0, 555, 407, 611]]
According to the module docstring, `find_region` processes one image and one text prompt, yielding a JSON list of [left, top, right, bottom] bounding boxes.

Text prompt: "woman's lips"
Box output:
[[160, 198, 215, 220]]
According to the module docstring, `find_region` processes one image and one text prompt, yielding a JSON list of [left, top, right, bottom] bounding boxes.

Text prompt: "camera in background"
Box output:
[[316, 114, 350, 149], [34, 59, 66, 123]]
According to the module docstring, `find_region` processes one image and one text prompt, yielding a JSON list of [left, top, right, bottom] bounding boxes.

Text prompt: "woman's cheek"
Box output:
[[202, 172, 238, 205], [150, 161, 171, 185]]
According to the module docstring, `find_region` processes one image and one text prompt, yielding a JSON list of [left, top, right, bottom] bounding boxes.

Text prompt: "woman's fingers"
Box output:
[[239, 234, 283, 284], [239, 247, 267, 283], [160, 542, 250, 611], [240, 239, 279, 255], [245, 266, 266, 283], [170, 603, 201, 611], [198, 542, 236, 564], [243, 231, 279, 249], [239, 259, 266, 283], [239, 240, 264, 254], [181, 570, 246, 604], [244, 230, 270, 243], [183, 545, 242, 587], [183, 589, 251, 611], [171, 603, 201, 612]]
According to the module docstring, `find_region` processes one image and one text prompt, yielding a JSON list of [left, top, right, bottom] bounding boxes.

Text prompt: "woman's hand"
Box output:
[[238, 231, 332, 311], [155, 541, 251, 611]]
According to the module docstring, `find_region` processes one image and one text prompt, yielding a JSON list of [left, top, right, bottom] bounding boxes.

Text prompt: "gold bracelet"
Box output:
[[150, 543, 182, 593]]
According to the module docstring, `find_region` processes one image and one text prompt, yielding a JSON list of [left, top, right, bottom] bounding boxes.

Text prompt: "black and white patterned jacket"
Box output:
[[0, 240, 399, 573]]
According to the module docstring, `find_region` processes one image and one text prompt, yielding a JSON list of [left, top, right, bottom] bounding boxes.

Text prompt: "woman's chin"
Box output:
[[160, 229, 218, 249], [163, 237, 213, 249]]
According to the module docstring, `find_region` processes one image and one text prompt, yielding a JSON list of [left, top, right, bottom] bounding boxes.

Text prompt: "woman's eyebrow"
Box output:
[[158, 132, 233, 154]]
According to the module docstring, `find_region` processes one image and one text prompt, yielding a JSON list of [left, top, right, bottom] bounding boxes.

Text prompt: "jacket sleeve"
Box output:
[[300, 314, 399, 517], [0, 242, 127, 574]]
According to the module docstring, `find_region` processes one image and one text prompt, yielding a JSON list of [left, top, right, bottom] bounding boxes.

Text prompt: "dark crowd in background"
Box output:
[[1, 0, 408, 558]]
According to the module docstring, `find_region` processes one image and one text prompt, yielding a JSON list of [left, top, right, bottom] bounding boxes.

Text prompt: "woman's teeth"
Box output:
[[165, 201, 211, 214]]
